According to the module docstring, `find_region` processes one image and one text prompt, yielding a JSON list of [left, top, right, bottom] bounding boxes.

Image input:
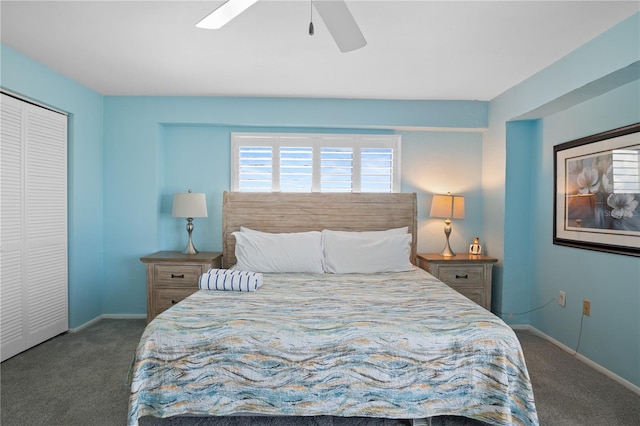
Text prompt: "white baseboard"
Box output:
[[102, 313, 147, 320], [69, 314, 146, 333], [512, 324, 640, 396]]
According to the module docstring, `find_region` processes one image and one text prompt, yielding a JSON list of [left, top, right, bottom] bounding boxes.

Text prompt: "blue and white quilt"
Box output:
[[128, 268, 538, 425]]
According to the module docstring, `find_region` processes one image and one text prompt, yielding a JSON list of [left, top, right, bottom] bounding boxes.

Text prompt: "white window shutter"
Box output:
[[232, 133, 401, 193]]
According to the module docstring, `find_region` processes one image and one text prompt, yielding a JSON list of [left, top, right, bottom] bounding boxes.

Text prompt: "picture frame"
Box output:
[[553, 122, 640, 257]]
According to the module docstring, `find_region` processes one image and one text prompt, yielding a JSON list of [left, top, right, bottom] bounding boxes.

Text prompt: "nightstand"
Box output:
[[141, 251, 223, 322], [416, 253, 497, 310]]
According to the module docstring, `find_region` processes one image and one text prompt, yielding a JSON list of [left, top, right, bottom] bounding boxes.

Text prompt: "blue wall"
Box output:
[[500, 120, 539, 319], [489, 12, 640, 387], [101, 97, 488, 315], [530, 80, 640, 387], [500, 83, 640, 387], [1, 45, 104, 328]]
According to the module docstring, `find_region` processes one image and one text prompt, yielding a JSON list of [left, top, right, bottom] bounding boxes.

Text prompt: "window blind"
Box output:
[[232, 133, 400, 193]]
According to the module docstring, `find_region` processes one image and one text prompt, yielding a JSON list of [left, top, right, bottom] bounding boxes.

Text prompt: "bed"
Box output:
[[128, 192, 538, 426]]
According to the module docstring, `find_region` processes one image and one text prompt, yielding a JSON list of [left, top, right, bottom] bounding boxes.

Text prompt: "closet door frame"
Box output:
[[1, 92, 68, 361]]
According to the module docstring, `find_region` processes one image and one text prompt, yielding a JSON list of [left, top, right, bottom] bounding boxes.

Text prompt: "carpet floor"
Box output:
[[1, 319, 639, 425]]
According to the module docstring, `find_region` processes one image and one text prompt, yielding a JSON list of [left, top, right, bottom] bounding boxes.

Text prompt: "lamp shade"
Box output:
[[430, 193, 465, 220], [172, 192, 208, 218]]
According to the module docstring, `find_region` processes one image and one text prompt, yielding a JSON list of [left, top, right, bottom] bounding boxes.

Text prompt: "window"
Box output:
[[232, 133, 401, 192]]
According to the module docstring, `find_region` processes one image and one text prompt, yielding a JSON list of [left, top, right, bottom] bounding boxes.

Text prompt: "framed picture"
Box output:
[[554, 122, 640, 257]]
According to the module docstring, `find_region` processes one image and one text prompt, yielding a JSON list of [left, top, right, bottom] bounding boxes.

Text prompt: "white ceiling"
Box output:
[[1, 1, 638, 100]]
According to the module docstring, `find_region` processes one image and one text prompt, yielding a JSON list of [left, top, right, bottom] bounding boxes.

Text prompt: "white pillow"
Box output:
[[233, 230, 324, 273], [322, 229, 413, 274]]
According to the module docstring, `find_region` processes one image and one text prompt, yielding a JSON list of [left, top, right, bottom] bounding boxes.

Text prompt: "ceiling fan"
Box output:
[[196, 0, 367, 53]]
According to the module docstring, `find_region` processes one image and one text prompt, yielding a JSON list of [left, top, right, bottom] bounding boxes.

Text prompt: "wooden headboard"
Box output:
[[222, 191, 417, 268]]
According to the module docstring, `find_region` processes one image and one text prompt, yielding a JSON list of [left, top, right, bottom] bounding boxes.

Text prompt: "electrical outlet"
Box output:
[[583, 299, 591, 316], [558, 291, 566, 307]]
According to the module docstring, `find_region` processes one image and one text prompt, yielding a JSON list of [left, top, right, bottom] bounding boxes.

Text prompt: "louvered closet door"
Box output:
[[1, 93, 68, 362], [1, 94, 25, 360]]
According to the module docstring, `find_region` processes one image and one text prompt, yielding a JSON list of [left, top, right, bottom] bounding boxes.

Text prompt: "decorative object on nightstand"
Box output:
[[141, 251, 223, 322], [430, 192, 465, 257], [469, 237, 482, 255], [416, 253, 497, 310], [172, 189, 208, 255]]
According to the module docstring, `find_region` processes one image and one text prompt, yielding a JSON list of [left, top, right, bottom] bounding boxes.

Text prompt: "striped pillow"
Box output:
[[199, 269, 263, 292]]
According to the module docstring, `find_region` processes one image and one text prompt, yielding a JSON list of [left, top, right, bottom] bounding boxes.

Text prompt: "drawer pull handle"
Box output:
[[171, 274, 185, 279], [455, 274, 469, 279]]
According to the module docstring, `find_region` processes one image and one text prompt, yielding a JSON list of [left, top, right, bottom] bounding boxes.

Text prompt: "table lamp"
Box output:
[[172, 189, 208, 255], [430, 192, 465, 257]]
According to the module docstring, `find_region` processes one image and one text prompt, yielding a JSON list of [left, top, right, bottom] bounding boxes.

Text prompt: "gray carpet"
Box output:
[[1, 319, 639, 426]]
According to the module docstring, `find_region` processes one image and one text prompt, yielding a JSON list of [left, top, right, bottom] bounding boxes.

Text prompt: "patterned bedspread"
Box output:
[[128, 268, 538, 425]]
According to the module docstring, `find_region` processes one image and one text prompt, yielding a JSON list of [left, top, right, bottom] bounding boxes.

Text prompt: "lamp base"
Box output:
[[440, 237, 456, 257], [440, 219, 456, 257], [183, 239, 199, 255], [182, 217, 199, 255]]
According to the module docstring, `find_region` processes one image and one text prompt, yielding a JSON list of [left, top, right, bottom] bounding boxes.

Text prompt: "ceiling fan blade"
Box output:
[[314, 0, 367, 53], [196, 0, 259, 29]]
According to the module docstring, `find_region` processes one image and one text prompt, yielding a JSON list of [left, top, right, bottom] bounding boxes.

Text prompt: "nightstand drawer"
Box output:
[[156, 287, 198, 313], [438, 265, 485, 286], [154, 264, 202, 286]]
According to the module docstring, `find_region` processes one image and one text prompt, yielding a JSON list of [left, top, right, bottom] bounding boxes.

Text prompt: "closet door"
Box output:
[[1, 93, 68, 361]]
